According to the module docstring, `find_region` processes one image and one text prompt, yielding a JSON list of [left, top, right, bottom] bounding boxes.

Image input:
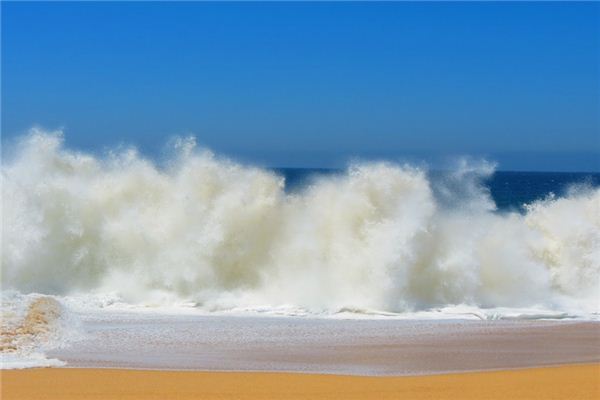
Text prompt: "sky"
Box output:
[[2, 2, 599, 171]]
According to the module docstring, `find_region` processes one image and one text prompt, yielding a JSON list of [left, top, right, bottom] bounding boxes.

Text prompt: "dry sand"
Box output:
[[2, 364, 599, 400]]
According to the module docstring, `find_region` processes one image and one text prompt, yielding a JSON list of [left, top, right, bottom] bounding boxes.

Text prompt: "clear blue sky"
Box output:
[[2, 2, 599, 171]]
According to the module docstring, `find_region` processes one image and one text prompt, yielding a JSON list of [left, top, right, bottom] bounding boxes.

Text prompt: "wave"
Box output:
[[2, 129, 599, 316], [0, 292, 73, 368]]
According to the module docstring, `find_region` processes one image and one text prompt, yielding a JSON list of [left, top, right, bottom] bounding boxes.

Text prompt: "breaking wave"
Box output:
[[0, 292, 72, 368], [2, 129, 599, 316]]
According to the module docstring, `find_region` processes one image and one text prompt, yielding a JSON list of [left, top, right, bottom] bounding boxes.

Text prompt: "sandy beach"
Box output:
[[3, 364, 599, 400], [3, 316, 599, 399]]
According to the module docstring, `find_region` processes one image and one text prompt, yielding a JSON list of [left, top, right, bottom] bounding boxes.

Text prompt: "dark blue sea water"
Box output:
[[482, 171, 599, 210], [276, 168, 600, 212]]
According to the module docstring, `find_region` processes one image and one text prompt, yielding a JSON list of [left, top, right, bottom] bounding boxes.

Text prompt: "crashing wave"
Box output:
[[2, 129, 599, 317]]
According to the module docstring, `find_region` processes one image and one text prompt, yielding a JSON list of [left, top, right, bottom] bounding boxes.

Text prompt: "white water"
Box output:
[[2, 129, 599, 319], [0, 291, 76, 368]]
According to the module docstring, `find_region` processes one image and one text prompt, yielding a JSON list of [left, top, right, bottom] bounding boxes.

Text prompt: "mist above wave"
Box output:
[[2, 129, 599, 315]]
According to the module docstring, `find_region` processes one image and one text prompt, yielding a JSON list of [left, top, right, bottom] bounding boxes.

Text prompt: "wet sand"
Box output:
[[3, 364, 599, 400], [4, 316, 599, 398], [49, 313, 600, 375]]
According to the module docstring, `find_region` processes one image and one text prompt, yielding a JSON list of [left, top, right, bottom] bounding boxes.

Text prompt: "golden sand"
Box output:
[[2, 364, 599, 400]]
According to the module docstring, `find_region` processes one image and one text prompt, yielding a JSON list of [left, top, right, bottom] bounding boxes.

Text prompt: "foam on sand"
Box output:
[[0, 293, 73, 369]]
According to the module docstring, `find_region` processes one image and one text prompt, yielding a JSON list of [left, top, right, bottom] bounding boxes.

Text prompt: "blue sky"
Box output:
[[2, 2, 599, 171]]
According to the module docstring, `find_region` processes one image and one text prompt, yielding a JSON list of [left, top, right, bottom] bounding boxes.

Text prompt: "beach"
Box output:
[[2, 310, 599, 399], [3, 1, 600, 399], [3, 364, 599, 400]]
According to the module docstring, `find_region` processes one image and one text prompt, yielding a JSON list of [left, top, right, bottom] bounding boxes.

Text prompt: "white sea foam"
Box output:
[[2, 129, 599, 320], [0, 291, 78, 369]]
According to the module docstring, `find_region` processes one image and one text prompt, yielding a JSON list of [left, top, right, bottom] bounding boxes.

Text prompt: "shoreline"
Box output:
[[3, 364, 599, 400], [47, 317, 600, 375], [52, 360, 600, 376]]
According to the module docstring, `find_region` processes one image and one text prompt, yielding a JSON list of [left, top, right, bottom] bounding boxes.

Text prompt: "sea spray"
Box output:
[[2, 129, 599, 315]]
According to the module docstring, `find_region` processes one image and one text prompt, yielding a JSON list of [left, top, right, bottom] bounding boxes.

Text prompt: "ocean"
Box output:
[[279, 168, 600, 212], [1, 131, 599, 369]]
